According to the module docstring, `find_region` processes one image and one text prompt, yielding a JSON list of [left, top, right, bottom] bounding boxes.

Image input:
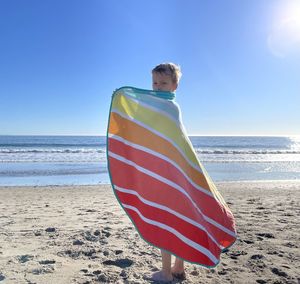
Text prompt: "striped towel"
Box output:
[[107, 86, 237, 267]]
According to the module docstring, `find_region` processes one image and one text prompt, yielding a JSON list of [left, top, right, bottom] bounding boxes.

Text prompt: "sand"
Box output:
[[0, 181, 299, 284]]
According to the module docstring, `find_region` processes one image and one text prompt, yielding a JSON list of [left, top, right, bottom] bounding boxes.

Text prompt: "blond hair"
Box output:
[[152, 62, 182, 84]]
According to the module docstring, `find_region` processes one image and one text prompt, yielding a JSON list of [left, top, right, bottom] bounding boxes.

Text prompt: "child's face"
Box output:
[[152, 72, 177, 92]]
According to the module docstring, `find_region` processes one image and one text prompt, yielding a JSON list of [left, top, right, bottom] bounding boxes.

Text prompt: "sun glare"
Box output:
[[268, 1, 300, 57]]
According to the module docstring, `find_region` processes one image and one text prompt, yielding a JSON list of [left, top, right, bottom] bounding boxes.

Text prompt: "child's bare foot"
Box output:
[[171, 270, 186, 280], [171, 257, 185, 279], [151, 270, 174, 282]]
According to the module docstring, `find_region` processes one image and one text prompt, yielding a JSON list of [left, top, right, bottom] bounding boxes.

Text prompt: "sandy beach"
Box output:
[[0, 181, 299, 284]]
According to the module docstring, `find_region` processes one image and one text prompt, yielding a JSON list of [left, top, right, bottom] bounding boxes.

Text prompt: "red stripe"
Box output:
[[126, 206, 216, 266], [118, 191, 221, 257], [109, 138, 235, 232], [109, 156, 235, 245], [109, 155, 203, 221]]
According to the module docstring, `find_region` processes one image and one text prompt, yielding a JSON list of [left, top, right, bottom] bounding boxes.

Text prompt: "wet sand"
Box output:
[[0, 181, 299, 283]]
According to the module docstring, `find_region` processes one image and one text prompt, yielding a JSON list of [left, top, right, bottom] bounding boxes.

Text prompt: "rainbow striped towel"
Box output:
[[107, 86, 236, 267]]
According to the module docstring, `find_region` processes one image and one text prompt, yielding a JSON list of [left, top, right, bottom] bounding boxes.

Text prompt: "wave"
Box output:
[[195, 149, 300, 155], [1, 148, 300, 155], [0, 148, 105, 154], [0, 169, 108, 177], [0, 142, 107, 147]]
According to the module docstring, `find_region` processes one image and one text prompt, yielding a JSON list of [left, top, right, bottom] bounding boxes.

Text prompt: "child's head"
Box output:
[[152, 62, 182, 92]]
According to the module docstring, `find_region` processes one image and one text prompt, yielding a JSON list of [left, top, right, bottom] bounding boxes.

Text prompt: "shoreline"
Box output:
[[0, 182, 299, 283], [1, 179, 300, 188]]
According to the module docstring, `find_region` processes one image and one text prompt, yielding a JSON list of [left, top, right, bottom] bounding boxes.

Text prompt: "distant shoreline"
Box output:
[[1, 179, 300, 189]]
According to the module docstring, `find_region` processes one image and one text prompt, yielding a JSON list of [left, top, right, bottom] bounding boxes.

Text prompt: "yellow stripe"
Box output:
[[112, 93, 199, 166], [109, 112, 211, 192]]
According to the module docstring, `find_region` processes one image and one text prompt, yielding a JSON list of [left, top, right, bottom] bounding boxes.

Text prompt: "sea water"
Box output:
[[0, 135, 300, 186]]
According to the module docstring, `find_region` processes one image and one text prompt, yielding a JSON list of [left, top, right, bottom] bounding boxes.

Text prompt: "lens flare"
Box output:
[[268, 1, 300, 57]]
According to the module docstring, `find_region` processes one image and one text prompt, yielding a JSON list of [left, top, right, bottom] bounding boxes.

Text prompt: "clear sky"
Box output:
[[0, 0, 299, 136]]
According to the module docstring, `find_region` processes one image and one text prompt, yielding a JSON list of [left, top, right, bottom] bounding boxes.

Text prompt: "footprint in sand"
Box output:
[[73, 239, 84, 245], [277, 218, 288, 223], [217, 269, 227, 275], [92, 270, 102, 275], [102, 258, 133, 268], [82, 230, 101, 242], [248, 259, 267, 271], [283, 242, 298, 248], [250, 254, 264, 260], [282, 213, 294, 217], [39, 260, 56, 265], [83, 249, 98, 258], [256, 279, 268, 284], [228, 250, 247, 259], [247, 198, 258, 204], [256, 233, 275, 239], [271, 267, 288, 278], [256, 206, 266, 210], [59, 249, 80, 259], [80, 269, 115, 283], [45, 227, 56, 233], [86, 209, 97, 213], [31, 266, 54, 275], [245, 240, 255, 244], [101, 229, 111, 238], [17, 255, 34, 263], [34, 230, 43, 236]]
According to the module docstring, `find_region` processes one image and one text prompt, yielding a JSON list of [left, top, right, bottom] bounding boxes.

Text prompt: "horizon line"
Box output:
[[1, 134, 299, 137]]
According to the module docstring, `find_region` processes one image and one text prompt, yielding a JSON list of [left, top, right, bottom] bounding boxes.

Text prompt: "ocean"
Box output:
[[0, 135, 300, 186]]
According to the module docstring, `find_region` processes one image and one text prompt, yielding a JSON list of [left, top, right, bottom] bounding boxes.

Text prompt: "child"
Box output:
[[108, 63, 236, 283], [151, 62, 185, 282]]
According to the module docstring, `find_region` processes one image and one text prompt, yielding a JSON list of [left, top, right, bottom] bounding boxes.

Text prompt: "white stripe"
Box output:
[[108, 133, 212, 198], [110, 108, 202, 173], [121, 92, 181, 128], [115, 185, 223, 249], [204, 216, 236, 237], [108, 151, 236, 238], [122, 203, 219, 264]]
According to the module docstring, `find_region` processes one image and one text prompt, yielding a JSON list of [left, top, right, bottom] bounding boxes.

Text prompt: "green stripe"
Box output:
[[114, 86, 176, 100]]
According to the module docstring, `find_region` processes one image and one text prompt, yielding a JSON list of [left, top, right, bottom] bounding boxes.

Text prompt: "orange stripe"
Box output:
[[109, 112, 211, 192]]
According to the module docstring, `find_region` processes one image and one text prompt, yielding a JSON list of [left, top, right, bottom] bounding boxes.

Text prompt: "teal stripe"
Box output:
[[114, 86, 176, 100], [120, 89, 180, 123]]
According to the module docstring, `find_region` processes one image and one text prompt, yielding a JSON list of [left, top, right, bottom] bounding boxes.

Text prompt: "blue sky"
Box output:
[[0, 0, 299, 136]]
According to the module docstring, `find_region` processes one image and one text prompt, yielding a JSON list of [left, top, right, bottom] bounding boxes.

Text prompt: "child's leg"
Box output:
[[172, 257, 184, 273], [161, 250, 172, 275], [172, 258, 186, 279], [151, 250, 173, 282]]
